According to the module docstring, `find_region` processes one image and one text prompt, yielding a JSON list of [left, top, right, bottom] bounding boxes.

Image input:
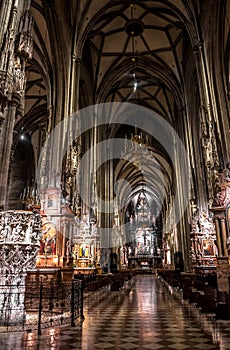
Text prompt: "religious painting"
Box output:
[[202, 239, 214, 256], [39, 221, 57, 255], [79, 244, 89, 257], [47, 194, 58, 208]]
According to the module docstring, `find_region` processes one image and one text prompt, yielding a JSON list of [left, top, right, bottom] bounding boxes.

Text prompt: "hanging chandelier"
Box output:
[[125, 3, 144, 92]]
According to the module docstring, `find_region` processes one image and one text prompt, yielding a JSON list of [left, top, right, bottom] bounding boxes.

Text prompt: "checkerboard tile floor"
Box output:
[[0, 275, 230, 349]]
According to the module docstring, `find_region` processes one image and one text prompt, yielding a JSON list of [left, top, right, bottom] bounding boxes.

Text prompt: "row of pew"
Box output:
[[158, 269, 230, 320]]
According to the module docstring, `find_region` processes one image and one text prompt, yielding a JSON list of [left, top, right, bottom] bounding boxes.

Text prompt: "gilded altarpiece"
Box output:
[[190, 211, 217, 268]]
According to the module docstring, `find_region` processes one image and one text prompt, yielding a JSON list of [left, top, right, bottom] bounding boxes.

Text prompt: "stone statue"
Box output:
[[213, 163, 230, 207], [190, 246, 196, 264], [66, 239, 72, 257], [221, 163, 230, 183], [13, 57, 24, 93]]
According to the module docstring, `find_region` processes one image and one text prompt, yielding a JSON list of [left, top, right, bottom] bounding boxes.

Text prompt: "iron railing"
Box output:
[[0, 279, 83, 334]]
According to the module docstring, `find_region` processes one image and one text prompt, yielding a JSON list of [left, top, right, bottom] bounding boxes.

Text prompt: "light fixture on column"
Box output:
[[19, 126, 25, 140]]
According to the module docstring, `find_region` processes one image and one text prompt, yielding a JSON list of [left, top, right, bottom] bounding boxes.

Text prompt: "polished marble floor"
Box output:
[[0, 275, 230, 349]]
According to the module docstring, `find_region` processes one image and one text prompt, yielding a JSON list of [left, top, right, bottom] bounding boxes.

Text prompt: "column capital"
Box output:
[[215, 215, 225, 220], [72, 53, 77, 61], [10, 92, 21, 108], [72, 53, 81, 64], [192, 40, 203, 54]]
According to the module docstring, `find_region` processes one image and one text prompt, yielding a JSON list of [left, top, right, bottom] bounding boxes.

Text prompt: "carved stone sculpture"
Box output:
[[0, 211, 41, 325], [213, 163, 230, 208]]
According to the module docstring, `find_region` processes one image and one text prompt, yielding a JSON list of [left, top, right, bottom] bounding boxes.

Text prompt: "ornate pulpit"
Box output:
[[0, 210, 41, 324]]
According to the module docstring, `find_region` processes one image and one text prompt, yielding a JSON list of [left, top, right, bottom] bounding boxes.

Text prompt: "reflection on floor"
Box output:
[[0, 275, 230, 349]]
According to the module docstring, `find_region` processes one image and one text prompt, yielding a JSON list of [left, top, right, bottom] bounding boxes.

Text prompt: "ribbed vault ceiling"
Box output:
[[21, 0, 189, 219], [81, 1, 186, 122], [15, 0, 229, 222], [77, 1, 188, 213]]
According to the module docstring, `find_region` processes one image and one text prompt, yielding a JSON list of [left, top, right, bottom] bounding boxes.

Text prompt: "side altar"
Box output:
[[34, 187, 101, 276], [36, 187, 75, 272]]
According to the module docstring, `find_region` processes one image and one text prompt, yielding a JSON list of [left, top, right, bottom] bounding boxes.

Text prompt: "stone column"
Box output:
[[0, 211, 41, 325], [193, 40, 220, 204], [211, 208, 229, 258], [69, 56, 81, 114], [0, 6, 34, 209], [214, 217, 222, 256], [0, 96, 19, 208], [220, 217, 228, 256]]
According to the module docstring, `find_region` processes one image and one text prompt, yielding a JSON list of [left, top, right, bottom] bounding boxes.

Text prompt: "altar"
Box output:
[[74, 267, 96, 275]]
